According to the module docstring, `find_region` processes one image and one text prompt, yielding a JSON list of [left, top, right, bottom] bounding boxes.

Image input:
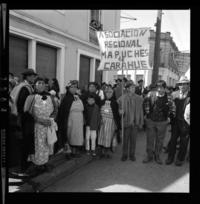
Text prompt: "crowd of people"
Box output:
[[8, 68, 190, 178]]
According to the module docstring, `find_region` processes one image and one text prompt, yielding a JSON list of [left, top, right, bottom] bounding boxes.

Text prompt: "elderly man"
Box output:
[[118, 80, 144, 162], [10, 69, 37, 173], [165, 76, 190, 166]]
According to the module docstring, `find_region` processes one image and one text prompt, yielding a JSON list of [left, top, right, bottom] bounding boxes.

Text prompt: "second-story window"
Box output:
[[90, 10, 102, 31]]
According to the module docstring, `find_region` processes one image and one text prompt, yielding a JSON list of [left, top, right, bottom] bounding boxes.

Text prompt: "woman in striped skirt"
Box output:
[[98, 86, 121, 158]]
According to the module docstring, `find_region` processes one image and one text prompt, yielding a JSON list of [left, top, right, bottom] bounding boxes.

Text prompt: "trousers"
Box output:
[[145, 119, 168, 158], [85, 126, 97, 151], [168, 119, 189, 161], [122, 125, 137, 158]]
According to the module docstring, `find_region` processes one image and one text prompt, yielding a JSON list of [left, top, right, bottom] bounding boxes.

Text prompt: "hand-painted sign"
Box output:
[[97, 28, 151, 71]]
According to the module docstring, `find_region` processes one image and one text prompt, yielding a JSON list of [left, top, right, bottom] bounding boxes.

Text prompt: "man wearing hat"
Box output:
[[166, 76, 190, 166], [118, 80, 144, 162], [143, 80, 175, 165], [135, 79, 148, 97], [10, 68, 37, 173]]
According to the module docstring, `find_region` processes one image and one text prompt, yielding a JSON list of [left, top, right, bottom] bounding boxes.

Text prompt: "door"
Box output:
[[9, 35, 28, 81], [79, 55, 91, 90], [36, 43, 57, 79], [95, 59, 102, 85]]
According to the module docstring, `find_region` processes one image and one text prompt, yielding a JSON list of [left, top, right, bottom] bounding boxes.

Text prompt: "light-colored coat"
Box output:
[[118, 93, 144, 128]]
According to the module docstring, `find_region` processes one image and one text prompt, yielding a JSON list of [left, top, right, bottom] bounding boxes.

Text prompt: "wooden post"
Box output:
[[121, 57, 124, 144]]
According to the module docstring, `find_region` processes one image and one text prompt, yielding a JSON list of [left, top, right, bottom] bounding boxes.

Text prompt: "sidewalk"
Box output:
[[9, 151, 95, 193]]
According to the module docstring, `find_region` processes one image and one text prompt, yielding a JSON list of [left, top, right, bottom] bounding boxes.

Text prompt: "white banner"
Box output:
[[97, 27, 152, 71]]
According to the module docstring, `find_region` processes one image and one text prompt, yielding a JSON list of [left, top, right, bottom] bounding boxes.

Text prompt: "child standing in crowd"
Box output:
[[98, 86, 121, 158], [84, 93, 100, 156]]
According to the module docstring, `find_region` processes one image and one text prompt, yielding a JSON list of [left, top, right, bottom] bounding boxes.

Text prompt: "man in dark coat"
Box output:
[[135, 79, 148, 97], [11, 69, 37, 173], [165, 76, 190, 166]]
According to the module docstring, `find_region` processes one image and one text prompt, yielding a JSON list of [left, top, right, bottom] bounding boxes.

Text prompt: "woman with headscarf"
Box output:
[[57, 80, 84, 158], [24, 77, 57, 175]]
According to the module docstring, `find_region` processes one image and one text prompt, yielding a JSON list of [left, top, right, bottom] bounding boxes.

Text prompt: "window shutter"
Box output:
[[36, 43, 57, 79]]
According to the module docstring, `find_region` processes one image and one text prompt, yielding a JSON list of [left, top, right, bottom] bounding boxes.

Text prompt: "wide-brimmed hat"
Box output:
[[22, 69, 37, 76], [176, 76, 190, 84]]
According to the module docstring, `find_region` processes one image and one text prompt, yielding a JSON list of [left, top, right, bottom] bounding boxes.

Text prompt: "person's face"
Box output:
[[89, 84, 96, 93], [139, 82, 143, 87], [157, 86, 165, 95], [9, 83, 12, 93], [178, 83, 189, 93], [128, 85, 136, 93], [9, 74, 14, 80], [49, 79, 54, 88], [105, 89, 113, 99], [35, 80, 46, 93], [69, 85, 78, 95], [27, 74, 36, 84], [87, 98, 95, 105]]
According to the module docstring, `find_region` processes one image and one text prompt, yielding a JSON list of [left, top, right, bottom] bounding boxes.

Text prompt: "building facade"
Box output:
[[9, 10, 120, 93], [173, 51, 190, 77]]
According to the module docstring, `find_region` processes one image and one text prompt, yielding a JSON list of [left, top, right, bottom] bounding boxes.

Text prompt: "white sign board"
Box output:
[[97, 28, 152, 71]]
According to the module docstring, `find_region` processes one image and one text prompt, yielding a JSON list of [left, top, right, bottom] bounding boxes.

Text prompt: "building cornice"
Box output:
[[9, 10, 100, 51]]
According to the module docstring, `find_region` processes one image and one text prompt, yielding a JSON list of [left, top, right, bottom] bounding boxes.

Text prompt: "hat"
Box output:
[[138, 79, 143, 83], [125, 80, 136, 88], [67, 80, 78, 87], [156, 80, 167, 88], [22, 69, 37, 76], [176, 76, 190, 84]]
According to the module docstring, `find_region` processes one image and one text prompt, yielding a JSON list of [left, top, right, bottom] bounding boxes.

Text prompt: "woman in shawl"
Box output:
[[57, 80, 84, 159], [98, 85, 121, 158], [24, 77, 57, 175]]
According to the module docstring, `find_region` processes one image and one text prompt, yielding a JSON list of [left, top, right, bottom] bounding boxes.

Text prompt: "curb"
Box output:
[[17, 154, 94, 192]]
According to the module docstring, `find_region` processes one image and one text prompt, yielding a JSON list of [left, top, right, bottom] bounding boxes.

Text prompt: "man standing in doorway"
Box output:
[[165, 76, 190, 166]]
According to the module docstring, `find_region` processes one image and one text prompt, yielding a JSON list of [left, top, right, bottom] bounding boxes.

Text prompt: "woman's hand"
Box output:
[[43, 119, 51, 127]]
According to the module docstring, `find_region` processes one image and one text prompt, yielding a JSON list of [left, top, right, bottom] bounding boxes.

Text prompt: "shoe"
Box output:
[[44, 164, 54, 172], [74, 153, 81, 158], [65, 154, 72, 160], [175, 159, 184, 166], [91, 150, 96, 157], [155, 156, 163, 165], [86, 150, 90, 155], [143, 156, 153, 163], [105, 154, 111, 159], [121, 155, 128, 161], [99, 154, 105, 159], [129, 156, 136, 161], [165, 158, 174, 165]]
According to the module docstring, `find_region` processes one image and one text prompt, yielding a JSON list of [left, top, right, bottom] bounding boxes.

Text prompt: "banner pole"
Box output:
[[121, 57, 124, 146]]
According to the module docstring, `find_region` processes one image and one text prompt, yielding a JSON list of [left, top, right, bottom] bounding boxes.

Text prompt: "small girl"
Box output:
[[84, 93, 100, 156]]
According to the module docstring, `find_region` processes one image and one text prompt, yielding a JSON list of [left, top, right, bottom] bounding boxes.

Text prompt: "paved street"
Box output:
[[44, 130, 189, 192]]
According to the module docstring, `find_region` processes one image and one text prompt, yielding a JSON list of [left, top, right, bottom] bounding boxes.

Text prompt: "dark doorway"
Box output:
[[95, 59, 102, 85], [79, 55, 91, 91]]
